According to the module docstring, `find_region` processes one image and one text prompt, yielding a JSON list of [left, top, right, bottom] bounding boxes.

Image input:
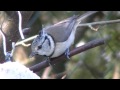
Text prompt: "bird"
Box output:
[[30, 11, 98, 59]]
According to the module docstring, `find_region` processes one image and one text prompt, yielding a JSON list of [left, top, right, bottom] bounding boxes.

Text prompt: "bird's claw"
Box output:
[[65, 48, 70, 60]]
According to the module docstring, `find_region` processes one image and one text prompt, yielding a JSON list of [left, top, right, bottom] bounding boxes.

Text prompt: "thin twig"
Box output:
[[61, 75, 67, 79], [0, 11, 26, 61], [17, 11, 25, 39], [0, 29, 7, 56], [41, 67, 51, 79], [14, 19, 120, 47], [0, 29, 13, 62], [79, 19, 120, 27], [55, 71, 67, 79], [30, 38, 108, 72], [15, 35, 37, 46], [0, 11, 34, 62]]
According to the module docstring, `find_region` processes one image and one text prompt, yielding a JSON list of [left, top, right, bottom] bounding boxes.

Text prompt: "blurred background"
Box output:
[[0, 11, 120, 79]]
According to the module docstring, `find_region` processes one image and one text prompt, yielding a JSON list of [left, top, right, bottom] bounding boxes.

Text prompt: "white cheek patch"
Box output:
[[34, 33, 55, 57], [37, 39, 50, 56]]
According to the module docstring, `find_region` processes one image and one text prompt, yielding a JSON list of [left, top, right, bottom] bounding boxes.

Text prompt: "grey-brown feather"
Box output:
[[44, 15, 78, 42]]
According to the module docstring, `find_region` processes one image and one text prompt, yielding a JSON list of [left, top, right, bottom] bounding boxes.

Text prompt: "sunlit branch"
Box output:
[[17, 11, 25, 39], [0, 29, 7, 56]]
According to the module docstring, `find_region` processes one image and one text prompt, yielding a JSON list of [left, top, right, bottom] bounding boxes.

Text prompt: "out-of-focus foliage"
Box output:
[[38, 11, 120, 79], [0, 11, 120, 79]]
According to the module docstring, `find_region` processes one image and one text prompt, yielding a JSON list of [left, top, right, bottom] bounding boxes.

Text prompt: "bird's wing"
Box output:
[[44, 11, 99, 42], [44, 15, 77, 42]]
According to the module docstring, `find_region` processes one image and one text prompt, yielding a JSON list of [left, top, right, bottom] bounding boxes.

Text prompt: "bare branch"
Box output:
[[17, 11, 25, 39], [55, 71, 66, 79], [0, 29, 14, 61], [0, 11, 34, 61], [30, 38, 108, 72], [79, 19, 120, 27], [15, 35, 37, 46], [41, 67, 51, 79], [14, 19, 120, 47], [0, 29, 7, 56]]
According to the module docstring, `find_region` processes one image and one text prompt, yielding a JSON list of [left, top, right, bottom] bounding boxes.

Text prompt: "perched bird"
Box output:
[[30, 11, 98, 59]]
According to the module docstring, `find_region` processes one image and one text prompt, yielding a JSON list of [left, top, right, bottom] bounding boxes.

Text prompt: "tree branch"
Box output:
[[0, 11, 34, 62], [78, 19, 120, 27], [14, 19, 120, 47], [30, 38, 108, 72]]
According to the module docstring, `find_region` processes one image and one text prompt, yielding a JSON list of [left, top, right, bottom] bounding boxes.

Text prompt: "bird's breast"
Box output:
[[51, 30, 76, 58]]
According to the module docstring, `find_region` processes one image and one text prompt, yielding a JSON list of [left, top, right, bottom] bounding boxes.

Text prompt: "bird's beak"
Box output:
[[29, 52, 37, 58]]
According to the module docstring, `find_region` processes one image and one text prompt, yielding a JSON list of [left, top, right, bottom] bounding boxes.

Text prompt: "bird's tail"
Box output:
[[66, 11, 99, 33], [76, 11, 99, 23]]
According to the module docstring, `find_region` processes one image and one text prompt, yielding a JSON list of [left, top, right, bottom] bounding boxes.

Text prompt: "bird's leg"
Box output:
[[65, 48, 70, 59]]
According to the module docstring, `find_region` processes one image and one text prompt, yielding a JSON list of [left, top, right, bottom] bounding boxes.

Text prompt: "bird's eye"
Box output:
[[36, 54, 39, 55], [38, 45, 42, 50]]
